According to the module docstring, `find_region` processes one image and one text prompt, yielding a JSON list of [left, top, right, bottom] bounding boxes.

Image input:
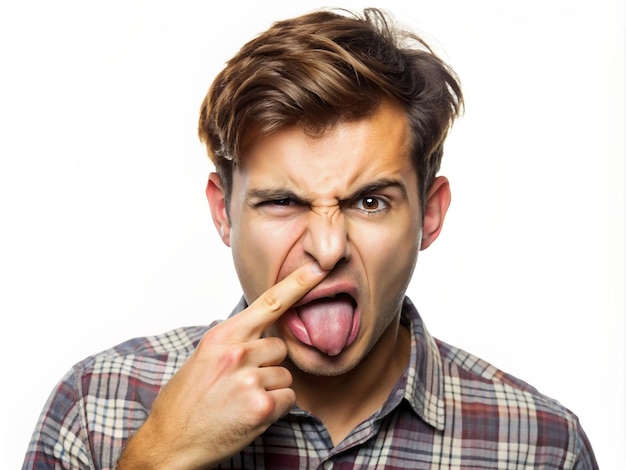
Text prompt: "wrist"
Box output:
[[117, 422, 217, 470]]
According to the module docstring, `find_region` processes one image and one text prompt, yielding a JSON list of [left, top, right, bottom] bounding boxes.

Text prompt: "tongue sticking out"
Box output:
[[295, 295, 357, 356]]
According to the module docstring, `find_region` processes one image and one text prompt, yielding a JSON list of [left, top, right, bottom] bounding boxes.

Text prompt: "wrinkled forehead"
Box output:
[[236, 100, 414, 168], [234, 103, 415, 195]]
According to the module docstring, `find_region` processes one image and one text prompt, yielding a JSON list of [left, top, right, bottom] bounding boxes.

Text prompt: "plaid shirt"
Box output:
[[23, 297, 597, 469]]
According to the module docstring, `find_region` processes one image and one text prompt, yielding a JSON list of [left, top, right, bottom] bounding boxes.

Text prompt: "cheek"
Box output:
[[231, 218, 306, 300], [351, 219, 420, 289]]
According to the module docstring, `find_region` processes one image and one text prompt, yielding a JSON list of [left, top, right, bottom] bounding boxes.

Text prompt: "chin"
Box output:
[[286, 343, 361, 378]]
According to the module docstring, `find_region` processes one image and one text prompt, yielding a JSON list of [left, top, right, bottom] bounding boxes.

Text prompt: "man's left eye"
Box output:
[[354, 196, 388, 212]]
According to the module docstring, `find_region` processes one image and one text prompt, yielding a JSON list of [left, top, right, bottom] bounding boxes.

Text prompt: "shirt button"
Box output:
[[323, 461, 333, 470]]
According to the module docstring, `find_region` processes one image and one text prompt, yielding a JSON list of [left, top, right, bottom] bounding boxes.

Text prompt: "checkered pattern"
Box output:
[[22, 298, 597, 469]]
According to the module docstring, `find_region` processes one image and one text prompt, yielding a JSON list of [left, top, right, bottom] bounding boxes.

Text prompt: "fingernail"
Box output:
[[310, 261, 327, 275]]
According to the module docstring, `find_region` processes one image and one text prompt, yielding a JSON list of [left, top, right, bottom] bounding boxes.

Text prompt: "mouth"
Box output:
[[286, 292, 360, 357]]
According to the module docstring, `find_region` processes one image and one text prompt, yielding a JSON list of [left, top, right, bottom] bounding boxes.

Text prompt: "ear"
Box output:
[[420, 176, 451, 250], [206, 172, 231, 247]]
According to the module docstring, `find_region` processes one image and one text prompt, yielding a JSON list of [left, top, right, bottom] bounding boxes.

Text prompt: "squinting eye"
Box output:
[[255, 197, 306, 215], [259, 198, 295, 207], [271, 198, 293, 206], [254, 195, 308, 218]]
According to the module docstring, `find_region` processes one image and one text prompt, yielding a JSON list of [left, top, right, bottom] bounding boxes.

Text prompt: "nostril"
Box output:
[[318, 255, 348, 272]]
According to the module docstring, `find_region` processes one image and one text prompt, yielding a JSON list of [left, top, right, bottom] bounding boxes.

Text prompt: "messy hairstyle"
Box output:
[[198, 8, 463, 211]]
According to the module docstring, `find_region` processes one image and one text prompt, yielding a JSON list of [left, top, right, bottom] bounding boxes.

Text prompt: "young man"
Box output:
[[23, 8, 597, 469]]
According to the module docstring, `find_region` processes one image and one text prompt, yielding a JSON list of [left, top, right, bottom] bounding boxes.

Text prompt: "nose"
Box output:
[[302, 207, 350, 271]]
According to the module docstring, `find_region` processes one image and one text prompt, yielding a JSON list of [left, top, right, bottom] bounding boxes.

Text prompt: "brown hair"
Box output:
[[198, 8, 463, 211]]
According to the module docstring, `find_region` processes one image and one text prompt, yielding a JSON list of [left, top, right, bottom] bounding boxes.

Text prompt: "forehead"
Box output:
[[236, 101, 414, 189]]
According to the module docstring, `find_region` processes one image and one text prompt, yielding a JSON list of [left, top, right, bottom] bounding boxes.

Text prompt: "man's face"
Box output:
[[209, 102, 443, 376]]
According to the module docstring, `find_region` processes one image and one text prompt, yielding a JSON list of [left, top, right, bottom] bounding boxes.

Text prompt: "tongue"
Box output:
[[296, 296, 355, 356]]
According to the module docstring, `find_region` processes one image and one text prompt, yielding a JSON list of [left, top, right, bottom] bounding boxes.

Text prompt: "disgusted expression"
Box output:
[[209, 101, 429, 377]]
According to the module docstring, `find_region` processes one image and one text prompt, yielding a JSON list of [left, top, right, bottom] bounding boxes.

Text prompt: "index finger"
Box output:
[[223, 261, 329, 341]]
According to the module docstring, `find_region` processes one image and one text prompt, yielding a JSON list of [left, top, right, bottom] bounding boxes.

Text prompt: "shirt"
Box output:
[[22, 297, 598, 469]]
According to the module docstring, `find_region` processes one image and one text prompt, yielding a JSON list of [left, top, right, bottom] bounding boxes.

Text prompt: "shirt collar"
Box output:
[[228, 295, 446, 430], [400, 297, 446, 431]]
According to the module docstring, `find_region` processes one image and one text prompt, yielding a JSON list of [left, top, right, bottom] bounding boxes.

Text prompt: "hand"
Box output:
[[117, 261, 328, 469]]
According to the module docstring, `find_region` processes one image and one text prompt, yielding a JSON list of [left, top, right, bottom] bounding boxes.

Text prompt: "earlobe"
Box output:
[[206, 173, 232, 247], [420, 176, 451, 250]]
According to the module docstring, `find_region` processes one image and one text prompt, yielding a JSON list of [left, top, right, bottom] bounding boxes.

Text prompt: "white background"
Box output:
[[1, 0, 624, 468]]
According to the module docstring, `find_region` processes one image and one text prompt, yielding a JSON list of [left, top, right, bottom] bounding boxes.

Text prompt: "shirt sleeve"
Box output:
[[570, 415, 599, 470], [22, 369, 95, 470]]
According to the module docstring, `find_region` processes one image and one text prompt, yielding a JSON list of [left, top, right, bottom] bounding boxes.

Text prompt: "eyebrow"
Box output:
[[247, 178, 408, 205], [342, 178, 408, 203]]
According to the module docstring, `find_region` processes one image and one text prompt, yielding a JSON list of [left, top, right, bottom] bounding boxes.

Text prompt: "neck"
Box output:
[[289, 318, 411, 445]]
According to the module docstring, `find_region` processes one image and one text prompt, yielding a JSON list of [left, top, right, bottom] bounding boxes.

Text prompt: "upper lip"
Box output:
[[294, 281, 358, 307]]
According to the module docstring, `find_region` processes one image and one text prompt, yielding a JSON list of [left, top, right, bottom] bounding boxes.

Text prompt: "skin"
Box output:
[[117, 261, 331, 469], [118, 101, 450, 467], [209, 101, 450, 443]]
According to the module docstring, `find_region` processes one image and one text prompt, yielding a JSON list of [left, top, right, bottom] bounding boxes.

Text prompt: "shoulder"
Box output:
[[23, 324, 218, 468], [75, 323, 215, 394], [52, 323, 216, 413], [436, 337, 557, 407], [436, 336, 569, 420], [435, 337, 539, 391], [91, 325, 212, 365], [435, 338, 597, 467]]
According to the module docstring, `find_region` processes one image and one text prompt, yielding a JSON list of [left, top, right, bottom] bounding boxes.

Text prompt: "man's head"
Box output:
[[201, 8, 462, 376], [198, 8, 463, 213]]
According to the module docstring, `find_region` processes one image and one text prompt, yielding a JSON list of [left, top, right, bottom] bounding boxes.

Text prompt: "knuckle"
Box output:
[[249, 392, 276, 420], [219, 344, 248, 367], [260, 291, 282, 313], [200, 323, 228, 345], [241, 371, 262, 389], [294, 270, 309, 289]]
